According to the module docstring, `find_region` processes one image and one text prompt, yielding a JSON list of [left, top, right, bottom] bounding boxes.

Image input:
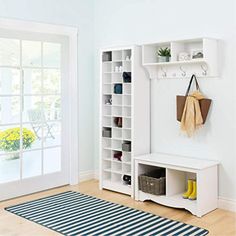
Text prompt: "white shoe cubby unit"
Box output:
[[134, 153, 219, 217], [142, 38, 218, 79], [100, 46, 150, 196]]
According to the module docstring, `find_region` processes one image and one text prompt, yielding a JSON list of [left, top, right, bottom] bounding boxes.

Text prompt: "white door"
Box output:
[[0, 30, 70, 201]]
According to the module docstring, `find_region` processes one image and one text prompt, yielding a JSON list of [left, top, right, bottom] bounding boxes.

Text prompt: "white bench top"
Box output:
[[134, 152, 219, 170]]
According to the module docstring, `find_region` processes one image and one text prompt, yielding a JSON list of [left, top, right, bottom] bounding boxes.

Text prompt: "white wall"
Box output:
[[94, 0, 236, 200], [0, 0, 95, 173]]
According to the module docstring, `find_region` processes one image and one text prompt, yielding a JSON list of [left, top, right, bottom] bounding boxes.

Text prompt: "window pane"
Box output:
[[43, 121, 61, 147], [22, 123, 41, 150], [43, 96, 61, 121], [22, 150, 42, 179], [22, 96, 42, 122], [0, 96, 20, 124], [43, 147, 61, 174], [0, 38, 20, 66], [0, 68, 20, 95], [43, 69, 60, 94], [43, 43, 61, 68], [0, 125, 21, 155], [22, 41, 41, 67], [0, 153, 20, 183], [23, 69, 42, 94]]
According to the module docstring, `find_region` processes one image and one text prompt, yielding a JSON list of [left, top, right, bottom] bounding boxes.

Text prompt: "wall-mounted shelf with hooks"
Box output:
[[142, 38, 218, 79]]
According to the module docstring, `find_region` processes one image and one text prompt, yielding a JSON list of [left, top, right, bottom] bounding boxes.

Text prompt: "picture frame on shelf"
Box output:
[[191, 49, 204, 60]]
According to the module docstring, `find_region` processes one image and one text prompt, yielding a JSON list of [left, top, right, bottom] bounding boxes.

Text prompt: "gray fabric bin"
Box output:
[[122, 143, 131, 152], [103, 129, 112, 138], [138, 172, 166, 195]]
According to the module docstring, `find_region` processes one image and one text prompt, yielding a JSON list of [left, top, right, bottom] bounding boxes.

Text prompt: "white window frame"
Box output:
[[0, 18, 79, 185]]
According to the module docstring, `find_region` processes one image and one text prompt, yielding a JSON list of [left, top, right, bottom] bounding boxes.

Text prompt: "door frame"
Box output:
[[0, 18, 79, 187]]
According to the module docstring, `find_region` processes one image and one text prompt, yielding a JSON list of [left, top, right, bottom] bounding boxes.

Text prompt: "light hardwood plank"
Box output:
[[0, 180, 235, 236]]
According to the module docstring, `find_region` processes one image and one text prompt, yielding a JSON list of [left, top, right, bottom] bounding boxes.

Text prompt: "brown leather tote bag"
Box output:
[[176, 74, 212, 124]]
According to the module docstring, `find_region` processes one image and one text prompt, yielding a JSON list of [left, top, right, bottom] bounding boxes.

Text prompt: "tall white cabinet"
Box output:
[[99, 46, 150, 196]]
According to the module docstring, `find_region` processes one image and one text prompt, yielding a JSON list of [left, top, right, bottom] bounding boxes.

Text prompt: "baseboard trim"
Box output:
[[94, 170, 99, 180], [79, 170, 96, 182], [218, 197, 236, 212]]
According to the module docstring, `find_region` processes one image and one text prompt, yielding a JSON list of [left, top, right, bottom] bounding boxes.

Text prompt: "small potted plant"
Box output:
[[157, 47, 171, 62], [0, 127, 36, 160]]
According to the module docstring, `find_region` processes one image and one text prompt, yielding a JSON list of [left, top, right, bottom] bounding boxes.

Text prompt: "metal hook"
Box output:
[[161, 67, 167, 78], [201, 64, 208, 76], [180, 66, 186, 77]]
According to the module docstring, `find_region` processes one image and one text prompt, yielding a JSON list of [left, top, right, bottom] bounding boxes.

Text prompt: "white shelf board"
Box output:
[[143, 59, 206, 67], [135, 152, 219, 170]]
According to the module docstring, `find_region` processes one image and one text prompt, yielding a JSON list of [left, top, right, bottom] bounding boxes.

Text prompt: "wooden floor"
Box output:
[[0, 180, 235, 236]]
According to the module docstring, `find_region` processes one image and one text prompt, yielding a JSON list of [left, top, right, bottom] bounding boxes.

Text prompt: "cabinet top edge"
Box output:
[[134, 152, 219, 170]]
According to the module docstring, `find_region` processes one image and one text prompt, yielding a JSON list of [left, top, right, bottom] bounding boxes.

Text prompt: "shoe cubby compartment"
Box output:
[[143, 42, 171, 64], [113, 83, 123, 94], [112, 128, 122, 139], [112, 106, 122, 116], [123, 152, 131, 163], [123, 129, 131, 140], [103, 117, 112, 127], [123, 107, 131, 117], [112, 50, 122, 62], [111, 173, 122, 184], [102, 62, 112, 73], [103, 106, 111, 116], [112, 150, 122, 162], [103, 84, 112, 94], [102, 138, 111, 149], [102, 127, 112, 138], [123, 95, 131, 106], [103, 95, 112, 105], [112, 73, 122, 83], [112, 162, 122, 173], [102, 51, 112, 62], [123, 83, 132, 95], [122, 49, 132, 61], [113, 117, 122, 128], [112, 95, 122, 106], [103, 73, 112, 84], [166, 169, 196, 197], [103, 160, 111, 171], [103, 149, 112, 160], [123, 163, 131, 175], [123, 118, 131, 129], [112, 61, 123, 72], [103, 171, 111, 181], [122, 140, 132, 152], [123, 61, 131, 72], [112, 139, 122, 151]]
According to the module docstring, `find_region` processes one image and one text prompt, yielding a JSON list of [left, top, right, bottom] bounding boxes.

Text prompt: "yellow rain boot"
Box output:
[[182, 179, 193, 199], [189, 180, 197, 200]]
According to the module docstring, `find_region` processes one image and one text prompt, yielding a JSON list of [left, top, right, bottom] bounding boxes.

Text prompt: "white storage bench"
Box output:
[[134, 153, 219, 217]]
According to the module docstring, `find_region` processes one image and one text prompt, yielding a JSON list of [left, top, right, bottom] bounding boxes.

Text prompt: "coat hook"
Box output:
[[161, 67, 167, 78], [180, 66, 186, 77], [201, 64, 208, 76]]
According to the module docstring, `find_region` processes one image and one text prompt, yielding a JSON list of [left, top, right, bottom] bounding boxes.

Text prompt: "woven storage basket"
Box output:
[[138, 170, 166, 195]]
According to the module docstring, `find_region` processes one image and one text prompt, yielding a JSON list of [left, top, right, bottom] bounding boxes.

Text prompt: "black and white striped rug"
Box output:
[[5, 191, 208, 236]]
